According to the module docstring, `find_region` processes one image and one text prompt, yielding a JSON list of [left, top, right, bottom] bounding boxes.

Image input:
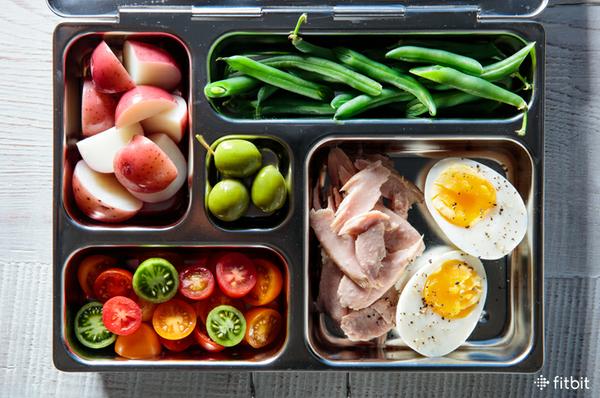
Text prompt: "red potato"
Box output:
[[72, 160, 143, 222], [76, 123, 143, 173], [113, 135, 178, 194], [81, 79, 117, 136], [115, 86, 176, 128], [141, 95, 188, 143], [128, 133, 187, 203], [90, 41, 135, 94], [123, 40, 182, 91]]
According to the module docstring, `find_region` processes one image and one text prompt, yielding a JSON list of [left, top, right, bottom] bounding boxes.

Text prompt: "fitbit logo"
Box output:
[[534, 374, 591, 391]]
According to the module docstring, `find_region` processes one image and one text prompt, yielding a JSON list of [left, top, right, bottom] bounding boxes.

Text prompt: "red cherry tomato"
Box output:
[[179, 265, 215, 301], [93, 268, 133, 302], [77, 255, 116, 299], [159, 335, 195, 353], [102, 296, 142, 336], [193, 324, 225, 352], [215, 253, 257, 298]]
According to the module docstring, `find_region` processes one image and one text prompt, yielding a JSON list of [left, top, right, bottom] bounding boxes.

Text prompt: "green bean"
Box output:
[[391, 39, 504, 60], [386, 46, 484, 76], [260, 55, 383, 96], [410, 66, 527, 110], [287, 69, 339, 84], [220, 56, 331, 101], [288, 13, 336, 60], [334, 89, 414, 120], [406, 91, 480, 118], [255, 85, 279, 117], [334, 47, 436, 116], [330, 93, 355, 110], [253, 99, 335, 116], [480, 42, 535, 81], [204, 76, 260, 98]]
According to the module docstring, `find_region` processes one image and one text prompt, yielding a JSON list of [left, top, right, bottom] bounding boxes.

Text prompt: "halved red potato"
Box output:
[[123, 40, 182, 91], [115, 86, 176, 128], [90, 41, 135, 94], [81, 79, 117, 136], [113, 135, 178, 194], [76, 123, 143, 173], [128, 133, 187, 203], [141, 95, 188, 143], [72, 160, 142, 222]]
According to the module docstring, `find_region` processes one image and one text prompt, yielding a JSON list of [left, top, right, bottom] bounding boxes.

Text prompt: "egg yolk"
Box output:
[[431, 164, 497, 228], [422, 259, 483, 319]]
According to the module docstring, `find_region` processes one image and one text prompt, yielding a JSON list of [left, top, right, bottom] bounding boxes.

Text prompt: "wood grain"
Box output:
[[0, 0, 599, 397]]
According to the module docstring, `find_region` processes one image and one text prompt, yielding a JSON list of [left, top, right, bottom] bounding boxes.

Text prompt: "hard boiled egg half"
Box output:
[[396, 248, 487, 357], [424, 158, 527, 260]]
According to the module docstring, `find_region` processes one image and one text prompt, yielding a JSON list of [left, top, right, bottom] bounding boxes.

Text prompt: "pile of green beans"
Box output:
[[204, 13, 535, 134]]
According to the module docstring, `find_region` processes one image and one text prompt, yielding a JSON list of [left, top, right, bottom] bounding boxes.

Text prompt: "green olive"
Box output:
[[208, 179, 249, 222], [251, 165, 287, 213], [214, 139, 262, 178]]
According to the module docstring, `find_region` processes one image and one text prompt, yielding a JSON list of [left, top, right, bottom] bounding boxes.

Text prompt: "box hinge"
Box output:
[[404, 5, 480, 28], [191, 6, 263, 19], [332, 5, 406, 20]]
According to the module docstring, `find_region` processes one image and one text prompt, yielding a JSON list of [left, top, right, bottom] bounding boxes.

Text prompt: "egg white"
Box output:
[[424, 158, 527, 260], [395, 249, 487, 357]]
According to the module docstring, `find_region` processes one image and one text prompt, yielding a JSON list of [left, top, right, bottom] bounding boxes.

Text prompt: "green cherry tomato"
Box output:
[[74, 302, 116, 349], [206, 305, 246, 347], [214, 139, 262, 178], [133, 258, 179, 304], [208, 179, 249, 222], [251, 165, 287, 214]]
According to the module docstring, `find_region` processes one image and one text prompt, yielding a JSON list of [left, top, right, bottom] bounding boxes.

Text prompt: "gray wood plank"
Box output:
[[253, 372, 347, 398]]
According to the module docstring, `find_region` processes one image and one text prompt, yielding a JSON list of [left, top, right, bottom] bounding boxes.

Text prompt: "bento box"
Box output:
[[51, 0, 545, 372]]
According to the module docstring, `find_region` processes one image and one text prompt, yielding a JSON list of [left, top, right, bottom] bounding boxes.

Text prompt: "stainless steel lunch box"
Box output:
[[51, 0, 546, 372]]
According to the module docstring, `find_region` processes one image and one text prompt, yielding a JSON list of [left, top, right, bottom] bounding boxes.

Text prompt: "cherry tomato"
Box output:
[[135, 298, 156, 322], [152, 299, 197, 340], [179, 265, 215, 301], [77, 255, 116, 299], [193, 289, 242, 324], [244, 307, 282, 349], [115, 323, 162, 359], [93, 268, 133, 302], [215, 253, 257, 298], [102, 296, 142, 336], [159, 335, 195, 353], [243, 259, 283, 306], [193, 324, 225, 352]]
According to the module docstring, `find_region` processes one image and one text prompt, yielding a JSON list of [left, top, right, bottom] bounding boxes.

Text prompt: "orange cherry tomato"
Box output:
[[93, 268, 133, 302], [243, 259, 283, 306], [115, 323, 162, 359], [244, 307, 282, 349], [152, 299, 197, 340], [77, 255, 116, 299]]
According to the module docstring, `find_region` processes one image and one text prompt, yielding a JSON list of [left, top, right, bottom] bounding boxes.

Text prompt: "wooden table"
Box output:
[[1, 1, 598, 396]]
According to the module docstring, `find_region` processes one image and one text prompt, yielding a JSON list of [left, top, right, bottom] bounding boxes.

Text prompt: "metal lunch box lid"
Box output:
[[46, 0, 547, 19]]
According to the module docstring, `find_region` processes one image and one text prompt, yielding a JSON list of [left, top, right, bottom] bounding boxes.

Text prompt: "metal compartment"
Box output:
[[52, 2, 545, 372], [305, 136, 542, 369]]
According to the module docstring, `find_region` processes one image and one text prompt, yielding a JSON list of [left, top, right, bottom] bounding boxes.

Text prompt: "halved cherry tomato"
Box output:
[[93, 268, 133, 302], [135, 298, 156, 322], [152, 299, 197, 340], [115, 323, 162, 359], [193, 323, 225, 352], [244, 307, 282, 349], [193, 288, 242, 324], [179, 265, 215, 301], [102, 296, 142, 336], [215, 253, 257, 298], [77, 255, 116, 299], [159, 335, 195, 353], [243, 259, 283, 306]]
